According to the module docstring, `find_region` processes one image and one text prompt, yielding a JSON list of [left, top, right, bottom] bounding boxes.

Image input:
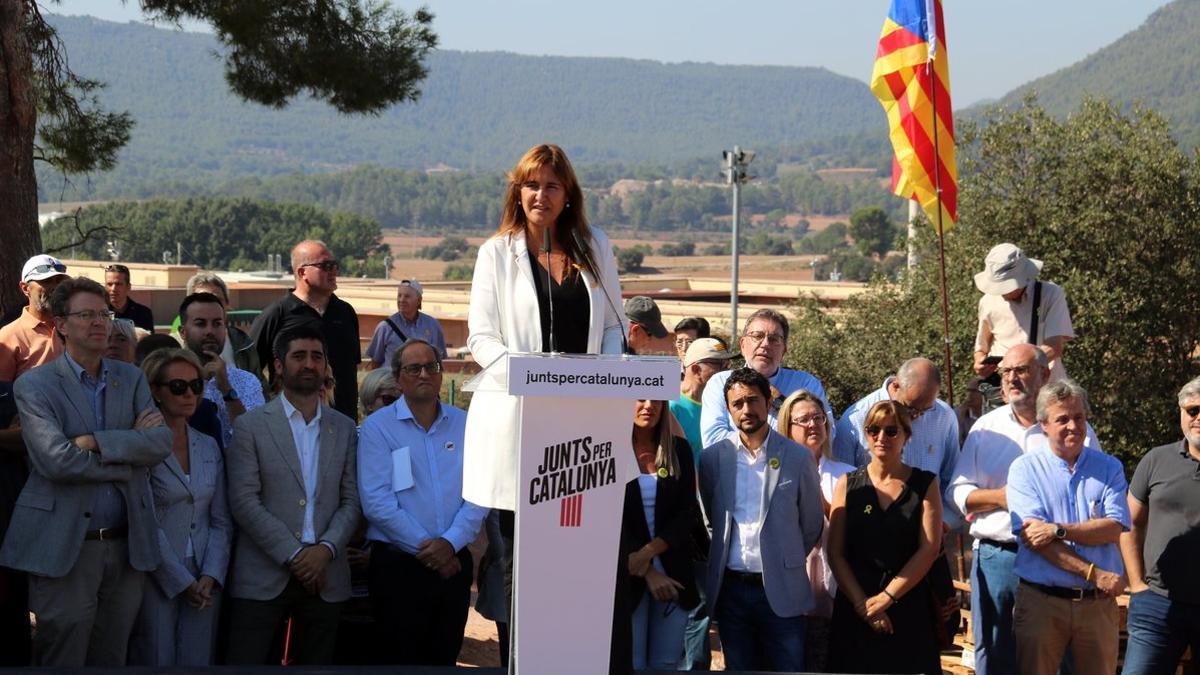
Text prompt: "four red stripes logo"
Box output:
[[559, 494, 583, 527]]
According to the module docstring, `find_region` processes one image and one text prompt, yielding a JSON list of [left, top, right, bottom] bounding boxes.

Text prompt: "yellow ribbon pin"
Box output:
[[864, 505, 873, 515]]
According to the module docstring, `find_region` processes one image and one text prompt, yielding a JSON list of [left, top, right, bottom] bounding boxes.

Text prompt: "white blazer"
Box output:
[[463, 226, 626, 509]]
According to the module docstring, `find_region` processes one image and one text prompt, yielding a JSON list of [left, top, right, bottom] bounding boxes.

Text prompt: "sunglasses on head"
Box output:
[[1185, 405, 1200, 418], [161, 378, 204, 396], [301, 260, 340, 272], [865, 425, 900, 438], [26, 262, 67, 278]]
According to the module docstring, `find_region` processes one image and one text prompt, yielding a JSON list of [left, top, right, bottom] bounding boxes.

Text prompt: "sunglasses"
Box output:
[[399, 361, 442, 376], [865, 425, 901, 438], [1184, 405, 1200, 418], [301, 260, 340, 272], [161, 378, 204, 396], [26, 262, 67, 277]]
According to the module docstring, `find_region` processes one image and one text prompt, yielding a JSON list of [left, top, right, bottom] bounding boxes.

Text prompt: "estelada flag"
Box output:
[[871, 0, 958, 228]]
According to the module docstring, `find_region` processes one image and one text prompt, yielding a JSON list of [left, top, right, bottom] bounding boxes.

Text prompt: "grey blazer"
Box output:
[[149, 428, 232, 598], [699, 428, 824, 618], [225, 396, 360, 602], [0, 356, 173, 577]]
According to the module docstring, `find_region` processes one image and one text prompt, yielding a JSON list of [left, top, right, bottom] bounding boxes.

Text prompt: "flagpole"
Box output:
[[928, 56, 955, 407]]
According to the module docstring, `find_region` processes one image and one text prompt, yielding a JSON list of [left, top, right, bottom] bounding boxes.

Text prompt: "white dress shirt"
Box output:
[[727, 435, 770, 573], [948, 403, 1100, 544], [280, 393, 322, 546]]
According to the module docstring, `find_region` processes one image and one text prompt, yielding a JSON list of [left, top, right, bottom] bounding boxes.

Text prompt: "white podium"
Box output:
[[465, 352, 679, 675]]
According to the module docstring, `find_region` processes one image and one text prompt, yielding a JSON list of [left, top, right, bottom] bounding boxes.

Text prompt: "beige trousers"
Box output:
[[1013, 581, 1119, 675]]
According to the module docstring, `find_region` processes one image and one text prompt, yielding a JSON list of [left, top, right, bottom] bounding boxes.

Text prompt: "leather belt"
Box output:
[[980, 539, 1019, 552], [84, 526, 128, 541], [724, 569, 763, 586], [1020, 579, 1103, 601]]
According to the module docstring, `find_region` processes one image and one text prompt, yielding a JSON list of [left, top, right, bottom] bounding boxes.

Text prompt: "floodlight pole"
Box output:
[[724, 146, 753, 335]]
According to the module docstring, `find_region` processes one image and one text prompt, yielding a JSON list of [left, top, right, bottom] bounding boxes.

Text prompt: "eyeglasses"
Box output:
[[1184, 405, 1200, 418], [791, 413, 827, 427], [865, 425, 901, 438], [300, 260, 340, 272], [399, 361, 442, 376], [997, 365, 1032, 378], [62, 309, 115, 323], [26, 262, 67, 277], [744, 331, 785, 347], [379, 393, 399, 406], [160, 378, 204, 396], [674, 337, 694, 347]]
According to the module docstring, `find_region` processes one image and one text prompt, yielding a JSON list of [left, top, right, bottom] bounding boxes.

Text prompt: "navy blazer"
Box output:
[[620, 437, 701, 611]]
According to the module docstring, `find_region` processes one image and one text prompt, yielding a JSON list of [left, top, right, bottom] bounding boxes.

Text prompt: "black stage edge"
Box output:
[[0, 669, 857, 674]]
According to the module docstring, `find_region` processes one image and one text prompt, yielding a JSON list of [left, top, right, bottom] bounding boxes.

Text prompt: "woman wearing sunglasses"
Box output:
[[826, 400, 943, 675], [620, 399, 700, 671], [777, 389, 853, 672], [129, 349, 232, 666]]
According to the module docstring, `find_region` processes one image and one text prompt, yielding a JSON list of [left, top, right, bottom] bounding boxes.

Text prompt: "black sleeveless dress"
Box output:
[[828, 466, 941, 675]]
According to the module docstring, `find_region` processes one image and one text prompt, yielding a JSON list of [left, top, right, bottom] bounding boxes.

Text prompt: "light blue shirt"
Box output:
[[700, 367, 832, 450], [204, 364, 266, 448], [64, 352, 126, 530], [358, 397, 486, 554], [365, 311, 448, 366], [832, 378, 961, 495], [1007, 445, 1130, 589]]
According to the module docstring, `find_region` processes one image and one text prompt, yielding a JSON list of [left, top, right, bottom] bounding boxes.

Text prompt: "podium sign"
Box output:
[[507, 354, 677, 675]]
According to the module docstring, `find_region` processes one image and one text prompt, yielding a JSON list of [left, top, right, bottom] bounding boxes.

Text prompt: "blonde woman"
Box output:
[[777, 389, 853, 672]]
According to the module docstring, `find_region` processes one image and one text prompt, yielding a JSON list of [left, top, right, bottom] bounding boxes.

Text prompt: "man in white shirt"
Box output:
[[948, 344, 1099, 675], [698, 368, 823, 672]]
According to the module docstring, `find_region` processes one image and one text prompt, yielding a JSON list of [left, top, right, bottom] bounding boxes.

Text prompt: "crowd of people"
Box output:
[[0, 143, 1196, 675]]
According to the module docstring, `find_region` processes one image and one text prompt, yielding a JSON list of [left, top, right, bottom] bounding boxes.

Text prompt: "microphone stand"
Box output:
[[544, 226, 557, 354]]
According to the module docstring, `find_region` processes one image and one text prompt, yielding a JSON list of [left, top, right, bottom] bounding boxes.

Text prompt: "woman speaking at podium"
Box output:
[[464, 145, 627, 657]]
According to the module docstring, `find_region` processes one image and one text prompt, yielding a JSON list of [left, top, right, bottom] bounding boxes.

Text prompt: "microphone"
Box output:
[[571, 228, 629, 355], [544, 226, 557, 354]]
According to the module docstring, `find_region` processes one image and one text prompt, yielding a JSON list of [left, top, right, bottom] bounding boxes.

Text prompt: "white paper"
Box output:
[[391, 447, 414, 492]]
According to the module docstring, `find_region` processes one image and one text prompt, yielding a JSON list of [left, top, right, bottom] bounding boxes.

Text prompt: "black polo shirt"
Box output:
[[1129, 440, 1200, 603], [111, 297, 155, 332], [250, 291, 361, 420]]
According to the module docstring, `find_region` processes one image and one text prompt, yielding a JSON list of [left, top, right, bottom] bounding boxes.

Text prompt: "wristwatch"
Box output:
[[1054, 525, 1067, 540], [222, 387, 240, 403]]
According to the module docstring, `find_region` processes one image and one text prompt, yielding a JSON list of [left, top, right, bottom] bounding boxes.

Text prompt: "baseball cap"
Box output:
[[683, 338, 735, 368], [21, 255, 68, 283], [624, 296, 668, 338], [399, 279, 423, 296]]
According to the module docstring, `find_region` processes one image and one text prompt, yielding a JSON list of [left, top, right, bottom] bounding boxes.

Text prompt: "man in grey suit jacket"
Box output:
[[699, 367, 823, 673], [0, 278, 172, 666], [225, 324, 360, 665]]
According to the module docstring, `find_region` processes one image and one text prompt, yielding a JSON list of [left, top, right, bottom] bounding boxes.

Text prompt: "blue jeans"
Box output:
[[679, 561, 711, 670], [1122, 589, 1200, 675], [972, 541, 1018, 675], [715, 575, 805, 672], [631, 591, 688, 671]]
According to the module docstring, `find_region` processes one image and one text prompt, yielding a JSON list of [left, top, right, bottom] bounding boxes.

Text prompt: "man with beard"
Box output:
[[948, 345, 1101, 674], [0, 255, 69, 381], [178, 293, 265, 447], [698, 367, 823, 672], [224, 324, 360, 665]]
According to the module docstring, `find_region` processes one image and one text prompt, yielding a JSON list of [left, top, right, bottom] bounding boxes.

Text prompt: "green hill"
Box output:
[[41, 14, 885, 199], [987, 0, 1200, 147]]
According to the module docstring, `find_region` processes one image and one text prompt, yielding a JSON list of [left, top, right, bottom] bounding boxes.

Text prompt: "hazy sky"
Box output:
[[52, 0, 1171, 106]]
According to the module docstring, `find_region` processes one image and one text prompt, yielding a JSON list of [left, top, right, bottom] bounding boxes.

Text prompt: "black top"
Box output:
[[528, 257, 590, 354], [111, 297, 155, 332], [619, 438, 702, 611], [249, 290, 361, 420], [1129, 440, 1200, 603], [829, 466, 941, 675]]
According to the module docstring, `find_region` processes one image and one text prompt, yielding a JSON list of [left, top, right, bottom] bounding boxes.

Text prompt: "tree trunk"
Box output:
[[0, 1, 41, 314]]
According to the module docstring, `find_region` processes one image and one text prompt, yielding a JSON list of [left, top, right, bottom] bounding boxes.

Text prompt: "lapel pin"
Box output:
[[657, 467, 668, 478], [864, 504, 873, 515], [768, 457, 780, 470]]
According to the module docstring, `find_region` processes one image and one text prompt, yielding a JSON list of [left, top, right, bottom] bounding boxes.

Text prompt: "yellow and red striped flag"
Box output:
[[871, 0, 957, 228]]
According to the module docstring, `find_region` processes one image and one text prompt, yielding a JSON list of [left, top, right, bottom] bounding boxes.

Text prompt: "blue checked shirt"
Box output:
[[832, 378, 961, 495], [1007, 445, 1130, 589], [203, 364, 266, 448], [700, 367, 833, 450], [358, 397, 486, 553]]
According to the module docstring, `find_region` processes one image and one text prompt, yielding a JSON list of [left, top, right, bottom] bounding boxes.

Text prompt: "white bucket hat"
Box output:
[[974, 243, 1043, 295]]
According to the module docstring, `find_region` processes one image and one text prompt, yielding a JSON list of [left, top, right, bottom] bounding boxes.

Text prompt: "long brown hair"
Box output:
[[495, 144, 599, 280]]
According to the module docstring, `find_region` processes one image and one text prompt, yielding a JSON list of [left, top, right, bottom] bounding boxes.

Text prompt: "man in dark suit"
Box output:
[[225, 324, 360, 665], [699, 367, 824, 672], [0, 277, 172, 666]]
